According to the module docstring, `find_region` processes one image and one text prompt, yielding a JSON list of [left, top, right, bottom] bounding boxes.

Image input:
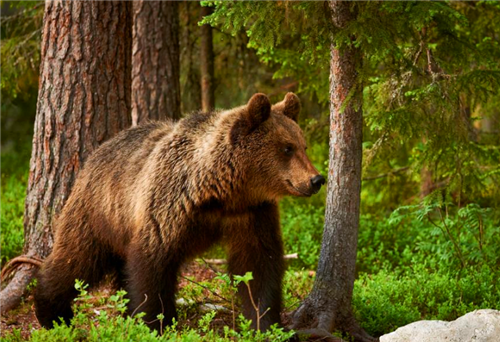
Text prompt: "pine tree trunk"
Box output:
[[131, 0, 181, 125], [200, 5, 215, 112], [0, 0, 132, 314], [180, 1, 201, 113], [292, 2, 375, 341]]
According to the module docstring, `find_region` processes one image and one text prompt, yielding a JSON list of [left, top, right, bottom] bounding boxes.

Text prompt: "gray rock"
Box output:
[[380, 309, 500, 342]]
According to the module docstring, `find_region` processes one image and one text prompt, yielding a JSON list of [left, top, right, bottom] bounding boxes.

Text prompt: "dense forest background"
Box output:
[[1, 1, 499, 341]]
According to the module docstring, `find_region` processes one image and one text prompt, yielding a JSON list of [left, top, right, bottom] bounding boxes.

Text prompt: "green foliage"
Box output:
[[202, 1, 331, 101], [282, 270, 314, 311], [0, 2, 43, 99], [1, 147, 30, 264], [386, 193, 500, 272], [280, 200, 324, 268], [1, 175, 26, 264]]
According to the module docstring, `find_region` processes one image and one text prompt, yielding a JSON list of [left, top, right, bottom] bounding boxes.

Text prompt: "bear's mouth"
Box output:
[[286, 180, 311, 197]]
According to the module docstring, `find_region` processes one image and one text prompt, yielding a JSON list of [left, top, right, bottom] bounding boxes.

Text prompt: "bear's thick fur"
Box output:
[[34, 93, 324, 332]]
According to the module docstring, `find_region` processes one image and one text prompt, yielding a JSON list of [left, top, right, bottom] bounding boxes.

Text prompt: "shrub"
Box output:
[[280, 199, 325, 268]]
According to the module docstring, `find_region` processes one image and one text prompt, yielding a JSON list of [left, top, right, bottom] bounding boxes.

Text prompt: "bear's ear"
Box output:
[[246, 93, 271, 129], [272, 92, 301, 122], [230, 94, 271, 145]]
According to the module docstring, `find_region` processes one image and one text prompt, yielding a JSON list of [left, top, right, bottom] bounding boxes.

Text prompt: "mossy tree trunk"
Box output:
[[291, 2, 375, 342], [0, 0, 132, 314], [131, 0, 181, 125]]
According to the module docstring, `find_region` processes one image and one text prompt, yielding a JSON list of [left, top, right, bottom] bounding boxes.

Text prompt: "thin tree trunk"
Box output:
[[420, 167, 434, 198], [481, 110, 498, 134], [131, 0, 181, 125], [200, 5, 215, 112], [180, 1, 202, 113], [0, 0, 132, 315], [292, 2, 375, 341]]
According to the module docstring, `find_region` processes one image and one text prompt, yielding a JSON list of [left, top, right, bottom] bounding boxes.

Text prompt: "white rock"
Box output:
[[199, 303, 229, 313], [380, 309, 500, 342]]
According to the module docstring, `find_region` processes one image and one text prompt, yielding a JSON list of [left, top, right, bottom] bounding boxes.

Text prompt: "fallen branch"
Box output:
[[0, 265, 37, 315], [203, 253, 299, 265], [1, 255, 43, 281], [0, 255, 43, 315]]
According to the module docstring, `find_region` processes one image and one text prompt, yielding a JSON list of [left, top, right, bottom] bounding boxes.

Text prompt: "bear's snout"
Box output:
[[310, 175, 325, 194]]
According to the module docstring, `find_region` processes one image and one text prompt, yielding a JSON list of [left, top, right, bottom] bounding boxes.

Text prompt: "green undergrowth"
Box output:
[[4, 277, 295, 342], [1, 146, 30, 265], [353, 264, 499, 336]]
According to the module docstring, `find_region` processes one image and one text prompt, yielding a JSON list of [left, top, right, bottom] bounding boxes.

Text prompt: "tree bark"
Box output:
[[131, 0, 181, 125], [0, 0, 132, 315], [292, 2, 375, 341], [200, 5, 215, 112]]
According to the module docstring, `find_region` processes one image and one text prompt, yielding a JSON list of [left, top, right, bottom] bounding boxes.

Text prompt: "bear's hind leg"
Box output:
[[35, 254, 76, 328], [35, 237, 117, 328]]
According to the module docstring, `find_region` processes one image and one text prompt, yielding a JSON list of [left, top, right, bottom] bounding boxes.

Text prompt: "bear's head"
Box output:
[[231, 92, 325, 200]]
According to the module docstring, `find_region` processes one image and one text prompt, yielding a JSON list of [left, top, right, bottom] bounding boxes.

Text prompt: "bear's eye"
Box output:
[[284, 145, 295, 156]]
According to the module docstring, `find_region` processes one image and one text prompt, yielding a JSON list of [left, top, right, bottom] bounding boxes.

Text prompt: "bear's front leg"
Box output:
[[227, 202, 285, 331]]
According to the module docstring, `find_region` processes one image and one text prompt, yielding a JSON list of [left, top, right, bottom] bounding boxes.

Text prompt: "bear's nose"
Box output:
[[310, 175, 326, 193]]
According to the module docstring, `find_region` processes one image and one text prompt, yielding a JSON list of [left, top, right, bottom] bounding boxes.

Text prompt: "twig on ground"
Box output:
[[180, 275, 231, 304], [131, 294, 149, 317], [203, 253, 298, 265], [245, 282, 270, 332]]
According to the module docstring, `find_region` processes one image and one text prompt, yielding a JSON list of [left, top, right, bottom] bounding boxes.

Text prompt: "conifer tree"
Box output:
[[290, 3, 374, 341]]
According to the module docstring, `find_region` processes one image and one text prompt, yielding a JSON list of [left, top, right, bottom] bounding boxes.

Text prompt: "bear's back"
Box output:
[[58, 121, 174, 248]]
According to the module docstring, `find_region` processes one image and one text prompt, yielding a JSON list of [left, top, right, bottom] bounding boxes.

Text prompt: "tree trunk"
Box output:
[[0, 0, 132, 315], [481, 110, 499, 134], [200, 5, 215, 112], [131, 0, 181, 125], [292, 2, 375, 342], [179, 1, 201, 113]]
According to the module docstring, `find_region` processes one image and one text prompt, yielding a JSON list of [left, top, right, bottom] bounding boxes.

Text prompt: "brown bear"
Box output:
[[34, 93, 325, 333]]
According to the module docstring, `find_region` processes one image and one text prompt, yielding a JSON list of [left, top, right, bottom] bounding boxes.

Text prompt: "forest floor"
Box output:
[[0, 260, 229, 340]]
